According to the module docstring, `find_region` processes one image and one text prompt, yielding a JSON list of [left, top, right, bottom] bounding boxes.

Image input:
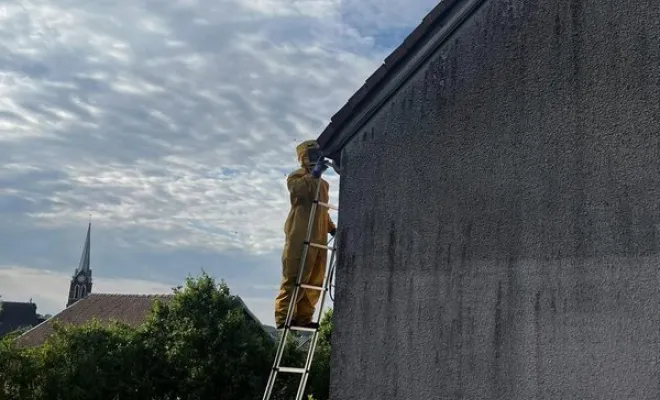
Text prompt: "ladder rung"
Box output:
[[315, 200, 338, 211], [305, 241, 335, 251], [277, 367, 306, 374], [290, 325, 318, 333], [299, 283, 324, 291]]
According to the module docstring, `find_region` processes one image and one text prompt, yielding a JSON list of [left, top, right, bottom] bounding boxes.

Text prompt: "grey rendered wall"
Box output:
[[330, 1, 660, 399]]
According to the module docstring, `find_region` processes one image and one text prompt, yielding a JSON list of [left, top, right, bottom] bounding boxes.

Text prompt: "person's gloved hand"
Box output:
[[311, 161, 329, 178], [329, 227, 336, 237]]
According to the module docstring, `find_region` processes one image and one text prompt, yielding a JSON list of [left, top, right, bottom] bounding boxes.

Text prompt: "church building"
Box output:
[[66, 222, 92, 307]]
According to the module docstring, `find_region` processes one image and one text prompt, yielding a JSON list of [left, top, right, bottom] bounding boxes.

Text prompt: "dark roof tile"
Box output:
[[319, 122, 335, 140], [347, 84, 371, 108], [330, 102, 356, 128], [423, 0, 459, 23], [383, 45, 409, 68], [363, 64, 389, 90], [402, 17, 434, 50], [324, 63, 389, 134]]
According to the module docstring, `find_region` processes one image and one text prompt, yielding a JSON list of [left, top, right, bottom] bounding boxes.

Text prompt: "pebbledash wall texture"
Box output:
[[317, 0, 660, 399]]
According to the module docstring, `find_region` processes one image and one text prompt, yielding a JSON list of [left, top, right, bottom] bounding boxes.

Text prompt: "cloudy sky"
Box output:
[[0, 0, 437, 325]]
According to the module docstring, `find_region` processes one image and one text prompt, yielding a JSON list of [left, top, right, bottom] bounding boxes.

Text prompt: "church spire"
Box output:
[[76, 221, 91, 275], [66, 222, 93, 307]]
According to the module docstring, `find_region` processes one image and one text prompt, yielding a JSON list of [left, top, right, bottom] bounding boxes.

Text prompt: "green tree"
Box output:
[[306, 308, 332, 400], [33, 319, 158, 400], [142, 272, 282, 400], [0, 331, 40, 400], [0, 294, 4, 334]]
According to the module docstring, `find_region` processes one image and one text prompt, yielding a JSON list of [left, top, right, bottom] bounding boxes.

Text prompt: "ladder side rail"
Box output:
[[294, 243, 339, 400], [295, 329, 321, 400]]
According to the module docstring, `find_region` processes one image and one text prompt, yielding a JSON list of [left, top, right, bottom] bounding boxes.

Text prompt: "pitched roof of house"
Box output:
[[316, 0, 483, 158], [15, 292, 274, 347], [15, 293, 172, 347], [0, 301, 39, 337], [234, 296, 279, 343]]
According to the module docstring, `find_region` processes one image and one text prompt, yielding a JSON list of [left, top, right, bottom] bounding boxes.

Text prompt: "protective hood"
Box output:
[[295, 140, 320, 168]]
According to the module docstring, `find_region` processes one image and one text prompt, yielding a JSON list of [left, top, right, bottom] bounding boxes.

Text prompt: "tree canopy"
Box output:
[[0, 273, 333, 400]]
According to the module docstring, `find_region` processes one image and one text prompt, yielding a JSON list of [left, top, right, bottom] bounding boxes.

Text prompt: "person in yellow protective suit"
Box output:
[[274, 140, 336, 330]]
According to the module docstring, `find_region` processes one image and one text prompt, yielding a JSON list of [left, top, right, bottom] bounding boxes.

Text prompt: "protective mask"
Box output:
[[306, 147, 322, 167]]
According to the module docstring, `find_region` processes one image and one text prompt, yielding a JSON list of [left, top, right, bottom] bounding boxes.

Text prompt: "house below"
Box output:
[[15, 293, 172, 347], [317, 0, 660, 399], [0, 300, 45, 338], [15, 293, 278, 347]]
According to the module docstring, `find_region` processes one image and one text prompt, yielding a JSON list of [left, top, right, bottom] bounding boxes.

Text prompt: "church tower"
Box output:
[[66, 222, 92, 307]]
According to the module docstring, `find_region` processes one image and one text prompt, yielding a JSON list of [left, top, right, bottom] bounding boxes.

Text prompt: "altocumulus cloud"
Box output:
[[0, 0, 438, 324]]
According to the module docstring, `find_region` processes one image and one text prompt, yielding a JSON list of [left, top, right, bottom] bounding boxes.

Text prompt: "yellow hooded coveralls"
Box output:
[[274, 140, 336, 328]]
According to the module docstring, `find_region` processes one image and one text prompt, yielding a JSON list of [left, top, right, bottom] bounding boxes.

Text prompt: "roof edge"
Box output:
[[16, 296, 88, 341], [317, 0, 487, 157], [234, 296, 262, 325]]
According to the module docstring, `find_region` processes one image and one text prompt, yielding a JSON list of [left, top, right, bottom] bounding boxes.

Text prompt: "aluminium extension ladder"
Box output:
[[262, 159, 339, 400]]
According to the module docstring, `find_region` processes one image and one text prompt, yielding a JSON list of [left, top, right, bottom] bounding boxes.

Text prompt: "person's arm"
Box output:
[[328, 215, 336, 236], [286, 170, 317, 201], [325, 179, 337, 236]]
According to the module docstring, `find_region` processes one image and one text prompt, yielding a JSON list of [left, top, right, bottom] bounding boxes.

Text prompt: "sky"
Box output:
[[0, 0, 438, 325]]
